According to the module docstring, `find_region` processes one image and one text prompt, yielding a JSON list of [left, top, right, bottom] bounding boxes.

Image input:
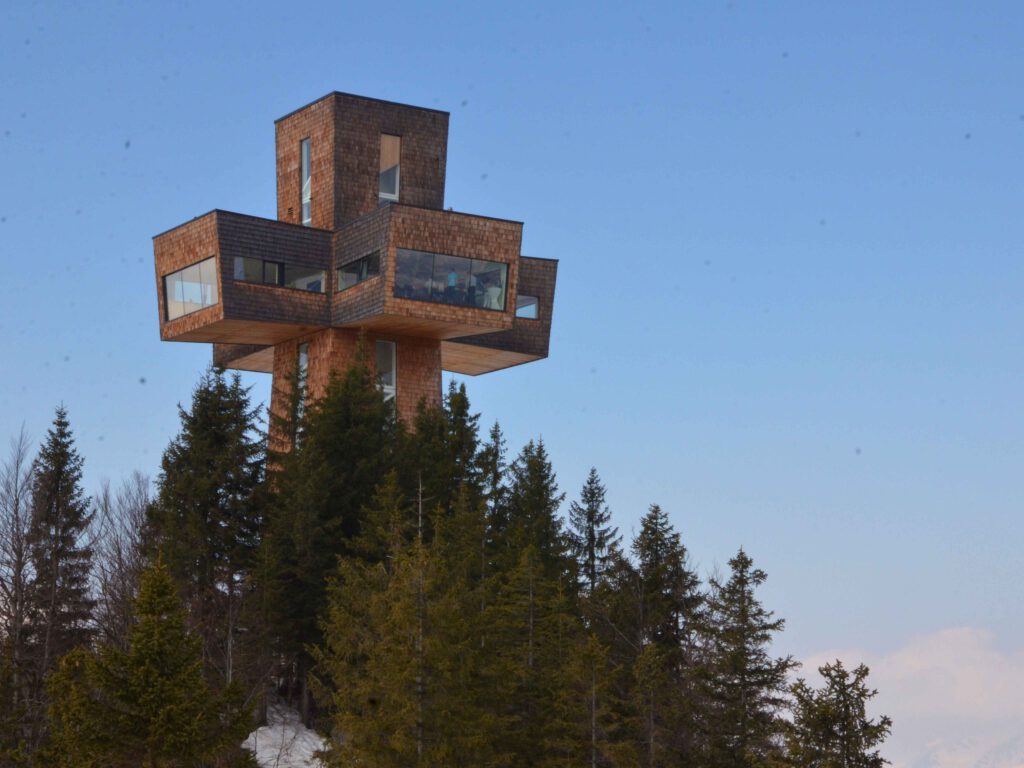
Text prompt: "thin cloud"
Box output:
[[805, 628, 1024, 768]]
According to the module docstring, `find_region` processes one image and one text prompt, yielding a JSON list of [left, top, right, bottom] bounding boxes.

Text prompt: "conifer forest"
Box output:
[[0, 350, 891, 767]]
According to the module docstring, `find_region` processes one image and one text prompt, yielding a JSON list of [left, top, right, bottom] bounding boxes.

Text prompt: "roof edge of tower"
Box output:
[[274, 91, 451, 124]]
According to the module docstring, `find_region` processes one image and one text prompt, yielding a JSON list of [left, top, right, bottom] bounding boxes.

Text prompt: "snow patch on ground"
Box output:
[[242, 702, 327, 768]]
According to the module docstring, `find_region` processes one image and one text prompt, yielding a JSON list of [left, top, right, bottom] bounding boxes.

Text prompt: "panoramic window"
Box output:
[[515, 295, 539, 319], [394, 248, 508, 311], [163, 257, 218, 320], [233, 256, 283, 286], [233, 256, 323, 292], [283, 265, 325, 293], [375, 340, 396, 402], [337, 251, 381, 291], [300, 138, 312, 226], [379, 134, 400, 202]]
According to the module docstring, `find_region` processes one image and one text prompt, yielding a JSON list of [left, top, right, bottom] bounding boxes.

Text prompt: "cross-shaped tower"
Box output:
[[152, 92, 556, 441]]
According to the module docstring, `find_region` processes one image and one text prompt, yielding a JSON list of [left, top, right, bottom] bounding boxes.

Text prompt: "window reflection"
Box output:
[[394, 248, 507, 311], [301, 138, 312, 226], [375, 340, 396, 401], [337, 251, 381, 291], [515, 295, 539, 319], [379, 134, 400, 202], [283, 265, 325, 292], [164, 257, 219, 320]]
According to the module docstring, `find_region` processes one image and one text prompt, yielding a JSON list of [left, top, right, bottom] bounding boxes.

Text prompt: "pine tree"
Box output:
[[567, 468, 620, 597], [23, 405, 94, 746], [147, 368, 264, 688], [702, 549, 797, 768], [786, 661, 891, 768], [44, 560, 251, 767]]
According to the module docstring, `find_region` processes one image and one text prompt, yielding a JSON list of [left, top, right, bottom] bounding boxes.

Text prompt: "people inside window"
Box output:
[[394, 248, 507, 311]]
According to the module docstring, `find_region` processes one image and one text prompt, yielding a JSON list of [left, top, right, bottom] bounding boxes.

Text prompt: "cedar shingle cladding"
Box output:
[[276, 92, 448, 230], [155, 91, 555, 384]]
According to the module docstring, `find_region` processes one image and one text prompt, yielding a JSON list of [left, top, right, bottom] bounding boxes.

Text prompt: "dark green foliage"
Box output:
[[23, 406, 94, 745], [505, 439, 567, 576], [146, 368, 264, 687], [408, 382, 481, 520], [317, 477, 501, 767], [43, 560, 252, 767], [616, 505, 704, 767], [261, 346, 401, 717], [567, 468, 621, 597], [786, 661, 891, 768], [0, 362, 888, 766], [701, 549, 798, 768]]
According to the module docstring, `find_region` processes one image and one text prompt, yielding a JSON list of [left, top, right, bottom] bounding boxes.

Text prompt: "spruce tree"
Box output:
[[504, 439, 567, 576], [318, 478, 503, 767], [262, 348, 400, 721], [24, 405, 94, 745], [147, 368, 263, 688], [567, 468, 620, 597], [702, 549, 797, 768], [627, 505, 703, 767], [44, 560, 251, 767], [408, 381, 481, 520], [786, 661, 891, 768]]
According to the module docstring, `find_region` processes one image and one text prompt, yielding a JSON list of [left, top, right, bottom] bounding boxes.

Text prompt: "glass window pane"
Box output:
[[337, 251, 380, 292], [296, 343, 309, 423], [365, 250, 381, 278], [516, 294, 539, 319], [163, 257, 218, 320], [199, 257, 218, 306], [432, 254, 471, 306], [234, 256, 261, 282], [375, 340, 396, 401], [472, 259, 508, 310], [164, 272, 184, 320], [264, 261, 281, 285], [379, 134, 400, 201], [394, 248, 434, 301], [300, 138, 312, 226], [284, 265, 324, 292]]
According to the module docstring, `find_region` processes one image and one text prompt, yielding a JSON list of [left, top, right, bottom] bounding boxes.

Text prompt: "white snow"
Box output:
[[242, 702, 328, 768]]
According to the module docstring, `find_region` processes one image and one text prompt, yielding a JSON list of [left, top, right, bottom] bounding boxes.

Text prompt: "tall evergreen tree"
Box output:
[[147, 368, 264, 691], [504, 439, 566, 576], [567, 468, 620, 597], [786, 661, 891, 768], [625, 505, 703, 767], [318, 477, 501, 767], [43, 560, 251, 767], [702, 549, 797, 768], [408, 382, 481, 520], [262, 348, 400, 721], [23, 405, 94, 746]]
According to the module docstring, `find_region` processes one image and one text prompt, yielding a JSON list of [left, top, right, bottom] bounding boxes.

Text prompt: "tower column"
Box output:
[[269, 328, 441, 450]]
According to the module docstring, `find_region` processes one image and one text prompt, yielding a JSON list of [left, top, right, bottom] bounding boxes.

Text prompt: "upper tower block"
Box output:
[[275, 92, 450, 230]]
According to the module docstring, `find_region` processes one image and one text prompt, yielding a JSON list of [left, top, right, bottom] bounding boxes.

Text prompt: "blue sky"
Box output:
[[1, 2, 1022, 746]]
